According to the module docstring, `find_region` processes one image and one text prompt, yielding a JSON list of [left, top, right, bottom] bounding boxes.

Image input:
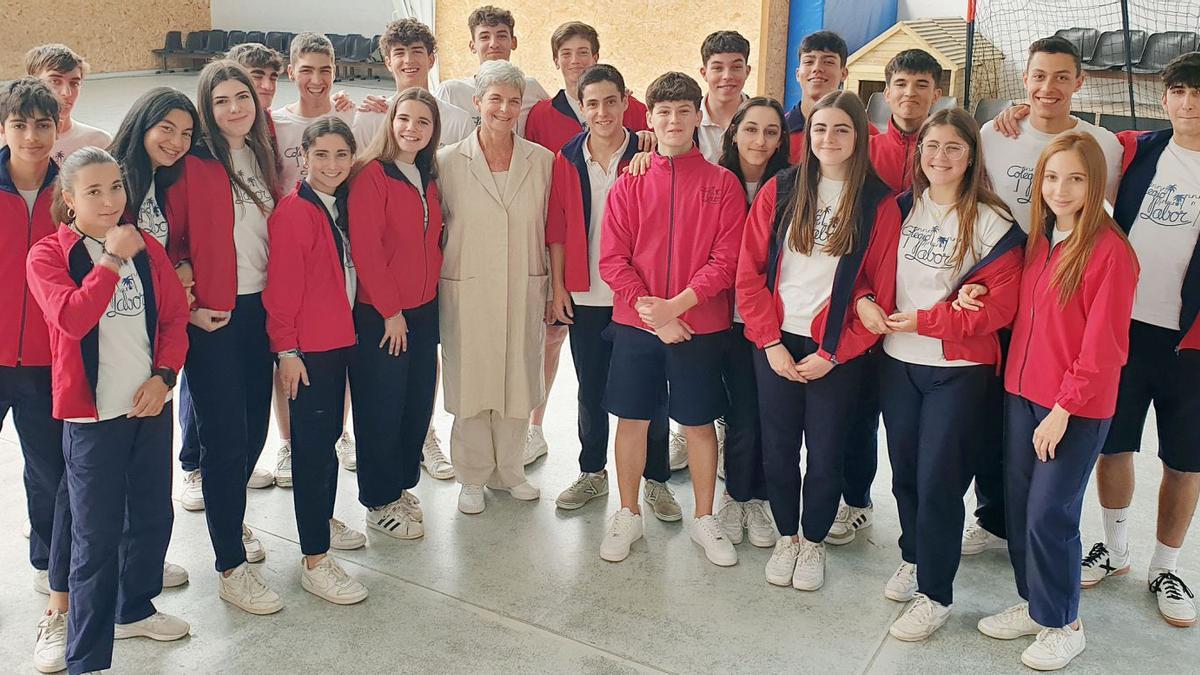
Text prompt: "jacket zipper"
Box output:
[[1015, 242, 1056, 396], [16, 200, 34, 365], [665, 157, 676, 301], [419, 184, 430, 302]]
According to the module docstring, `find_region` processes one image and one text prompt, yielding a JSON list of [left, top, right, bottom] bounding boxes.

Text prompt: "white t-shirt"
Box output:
[[51, 121, 111, 164], [68, 236, 155, 423], [230, 146, 273, 295], [884, 194, 1011, 366], [981, 116, 1122, 232], [18, 188, 38, 218], [1128, 139, 1200, 330], [313, 187, 356, 306], [571, 132, 630, 307], [434, 73, 550, 137], [352, 95, 475, 153], [395, 160, 424, 196], [778, 177, 845, 337], [1052, 226, 1073, 246], [271, 105, 357, 190], [137, 179, 169, 248]]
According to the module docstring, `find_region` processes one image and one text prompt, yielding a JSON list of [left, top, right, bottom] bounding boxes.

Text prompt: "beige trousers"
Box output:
[[450, 411, 529, 487]]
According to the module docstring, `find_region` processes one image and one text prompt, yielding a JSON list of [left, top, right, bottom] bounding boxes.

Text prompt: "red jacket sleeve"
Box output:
[[347, 164, 404, 318], [145, 236, 190, 373], [26, 240, 119, 341], [599, 178, 651, 308], [263, 201, 312, 352], [686, 175, 747, 305], [1055, 244, 1139, 415], [736, 179, 783, 348], [163, 164, 191, 264], [831, 196, 901, 361], [1116, 129, 1139, 176], [917, 247, 1022, 340], [546, 154, 571, 246]]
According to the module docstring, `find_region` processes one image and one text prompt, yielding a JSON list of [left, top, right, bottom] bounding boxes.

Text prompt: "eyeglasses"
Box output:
[[920, 141, 968, 161]]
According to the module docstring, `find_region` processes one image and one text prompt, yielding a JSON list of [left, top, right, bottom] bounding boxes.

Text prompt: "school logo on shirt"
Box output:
[[813, 205, 835, 244], [900, 222, 960, 269], [109, 273, 146, 318], [699, 186, 721, 205], [138, 196, 169, 240], [1004, 164, 1036, 205], [234, 170, 272, 206], [282, 145, 307, 179], [1140, 182, 1200, 228]]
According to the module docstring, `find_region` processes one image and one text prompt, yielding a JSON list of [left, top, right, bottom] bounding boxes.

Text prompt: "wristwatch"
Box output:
[[151, 367, 177, 388]]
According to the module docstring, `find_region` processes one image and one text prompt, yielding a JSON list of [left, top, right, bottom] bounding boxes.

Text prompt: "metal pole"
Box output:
[[965, 0, 977, 110], [1121, 0, 1138, 129]]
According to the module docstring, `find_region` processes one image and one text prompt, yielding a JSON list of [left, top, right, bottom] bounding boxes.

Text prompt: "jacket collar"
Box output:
[[784, 101, 806, 133], [563, 129, 639, 231], [0, 145, 59, 195], [460, 129, 536, 207], [551, 90, 582, 127], [886, 116, 920, 144], [649, 146, 706, 171]]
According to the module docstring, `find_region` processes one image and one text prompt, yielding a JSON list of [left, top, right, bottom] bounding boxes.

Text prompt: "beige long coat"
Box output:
[[436, 131, 554, 420]]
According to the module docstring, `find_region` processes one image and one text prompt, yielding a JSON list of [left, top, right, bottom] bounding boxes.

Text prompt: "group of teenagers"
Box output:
[[2, 5, 1199, 674]]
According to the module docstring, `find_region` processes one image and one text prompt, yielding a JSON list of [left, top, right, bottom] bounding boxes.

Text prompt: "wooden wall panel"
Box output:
[[0, 0, 211, 80]]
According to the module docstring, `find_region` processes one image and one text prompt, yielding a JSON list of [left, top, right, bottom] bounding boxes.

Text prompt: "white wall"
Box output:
[[898, 0, 967, 20], [210, 0, 399, 35]]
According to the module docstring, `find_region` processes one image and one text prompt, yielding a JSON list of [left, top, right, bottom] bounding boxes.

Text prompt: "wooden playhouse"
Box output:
[[845, 17, 1005, 108]]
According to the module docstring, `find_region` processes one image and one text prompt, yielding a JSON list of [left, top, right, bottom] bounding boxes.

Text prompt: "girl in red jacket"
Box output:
[[713, 97, 790, 548], [975, 132, 1138, 671], [26, 147, 190, 674], [165, 60, 283, 614], [868, 108, 1024, 641], [264, 117, 369, 605], [346, 88, 443, 541], [736, 90, 901, 592]]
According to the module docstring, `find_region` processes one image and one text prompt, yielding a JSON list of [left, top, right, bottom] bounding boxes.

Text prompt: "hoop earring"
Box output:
[[67, 207, 75, 221]]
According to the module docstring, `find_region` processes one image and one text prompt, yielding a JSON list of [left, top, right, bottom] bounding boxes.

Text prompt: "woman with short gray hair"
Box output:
[[436, 60, 554, 515]]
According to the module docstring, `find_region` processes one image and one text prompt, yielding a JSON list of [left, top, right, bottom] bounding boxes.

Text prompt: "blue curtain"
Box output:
[[784, 0, 900, 108]]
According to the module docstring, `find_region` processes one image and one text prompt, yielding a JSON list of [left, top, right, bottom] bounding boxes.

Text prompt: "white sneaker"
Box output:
[[242, 523, 266, 563], [218, 563, 282, 615], [247, 466, 275, 489], [523, 425, 548, 465], [180, 469, 205, 510], [826, 502, 872, 545], [978, 602, 1042, 640], [458, 484, 486, 514], [890, 593, 951, 642], [599, 508, 644, 562], [366, 499, 423, 540], [668, 430, 688, 470], [1149, 569, 1197, 627], [33, 610, 67, 674], [689, 515, 738, 567], [329, 518, 368, 549], [301, 556, 368, 605], [335, 432, 357, 471], [34, 569, 49, 595], [1080, 542, 1130, 588], [274, 443, 293, 487], [23, 517, 31, 538], [1021, 625, 1085, 671], [715, 418, 727, 480], [793, 539, 826, 590], [962, 521, 1006, 555], [765, 537, 800, 586], [421, 428, 455, 480], [716, 494, 745, 545], [114, 611, 190, 641], [555, 472, 608, 510], [744, 500, 777, 548], [488, 480, 540, 501], [162, 561, 189, 588], [885, 562, 918, 602]]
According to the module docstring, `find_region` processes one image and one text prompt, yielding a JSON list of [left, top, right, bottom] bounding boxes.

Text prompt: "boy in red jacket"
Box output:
[[597, 72, 746, 567], [869, 49, 943, 192]]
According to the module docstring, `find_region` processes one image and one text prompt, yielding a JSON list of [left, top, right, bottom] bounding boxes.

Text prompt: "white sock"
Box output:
[[1150, 540, 1182, 573], [1102, 507, 1130, 557]]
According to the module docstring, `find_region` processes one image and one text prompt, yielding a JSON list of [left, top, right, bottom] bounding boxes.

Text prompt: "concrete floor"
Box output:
[[2, 73, 1197, 673]]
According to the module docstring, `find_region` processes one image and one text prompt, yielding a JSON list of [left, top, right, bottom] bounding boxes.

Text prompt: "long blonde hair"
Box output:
[[789, 91, 876, 256], [1026, 132, 1132, 304], [910, 108, 1016, 271]]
